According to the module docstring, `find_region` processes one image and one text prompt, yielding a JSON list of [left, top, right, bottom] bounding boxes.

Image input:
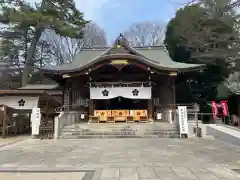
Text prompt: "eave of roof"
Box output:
[[0, 89, 46, 95], [42, 48, 108, 73], [18, 84, 59, 90], [0, 90, 62, 106]]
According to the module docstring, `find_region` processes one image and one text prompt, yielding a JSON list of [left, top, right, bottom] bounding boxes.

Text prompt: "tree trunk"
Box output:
[[21, 28, 43, 86]]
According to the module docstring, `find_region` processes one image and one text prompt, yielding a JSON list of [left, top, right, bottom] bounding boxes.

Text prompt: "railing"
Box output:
[[54, 110, 89, 139], [39, 120, 54, 139]]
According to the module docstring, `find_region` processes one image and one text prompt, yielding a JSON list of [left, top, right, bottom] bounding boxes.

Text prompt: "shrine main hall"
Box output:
[[42, 35, 204, 123]]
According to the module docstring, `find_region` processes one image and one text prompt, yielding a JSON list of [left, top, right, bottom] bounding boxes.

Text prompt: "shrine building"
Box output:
[[42, 34, 204, 123]]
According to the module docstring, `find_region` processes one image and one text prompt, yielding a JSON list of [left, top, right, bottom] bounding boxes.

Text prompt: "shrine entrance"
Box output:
[[89, 84, 151, 123]]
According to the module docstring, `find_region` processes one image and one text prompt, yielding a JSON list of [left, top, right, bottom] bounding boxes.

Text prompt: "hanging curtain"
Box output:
[[90, 87, 151, 99], [0, 96, 39, 110]]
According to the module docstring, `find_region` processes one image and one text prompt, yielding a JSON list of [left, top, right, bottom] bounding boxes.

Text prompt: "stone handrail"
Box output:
[[54, 111, 77, 139]]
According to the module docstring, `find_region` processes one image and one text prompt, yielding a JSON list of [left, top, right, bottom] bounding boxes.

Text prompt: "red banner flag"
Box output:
[[220, 100, 229, 116], [212, 101, 218, 119]]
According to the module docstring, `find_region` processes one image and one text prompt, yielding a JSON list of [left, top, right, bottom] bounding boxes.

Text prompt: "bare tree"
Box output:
[[169, 0, 240, 7], [123, 21, 166, 47], [83, 22, 108, 48], [41, 22, 108, 65]]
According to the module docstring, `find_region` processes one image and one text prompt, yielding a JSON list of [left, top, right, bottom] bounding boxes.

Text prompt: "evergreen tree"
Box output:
[[0, 0, 88, 85], [164, 0, 239, 103]]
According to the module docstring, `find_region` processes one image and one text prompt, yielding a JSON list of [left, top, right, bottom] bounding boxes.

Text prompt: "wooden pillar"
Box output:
[[148, 99, 153, 121], [172, 77, 176, 107], [89, 99, 94, 116], [2, 105, 6, 139], [172, 76, 176, 122]]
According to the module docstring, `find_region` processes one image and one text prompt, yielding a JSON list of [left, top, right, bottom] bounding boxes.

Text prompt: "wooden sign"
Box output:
[[62, 74, 71, 78], [169, 72, 177, 76], [110, 60, 129, 65]]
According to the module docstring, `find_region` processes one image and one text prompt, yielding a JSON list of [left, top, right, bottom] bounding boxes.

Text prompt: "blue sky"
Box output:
[[76, 0, 183, 42]]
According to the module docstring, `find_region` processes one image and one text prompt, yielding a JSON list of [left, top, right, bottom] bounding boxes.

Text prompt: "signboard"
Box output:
[[110, 60, 128, 65], [178, 106, 188, 136], [157, 113, 162, 120], [31, 108, 41, 135]]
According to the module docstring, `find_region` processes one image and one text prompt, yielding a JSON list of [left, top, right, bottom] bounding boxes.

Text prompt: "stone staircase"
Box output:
[[59, 122, 180, 139]]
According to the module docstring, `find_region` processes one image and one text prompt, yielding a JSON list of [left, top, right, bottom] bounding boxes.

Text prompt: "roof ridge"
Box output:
[[81, 47, 109, 50], [80, 45, 166, 51], [134, 45, 166, 49]]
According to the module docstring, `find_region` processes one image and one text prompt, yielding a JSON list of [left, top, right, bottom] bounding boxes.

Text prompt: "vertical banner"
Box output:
[[178, 106, 188, 137], [212, 101, 218, 120], [220, 100, 229, 116]]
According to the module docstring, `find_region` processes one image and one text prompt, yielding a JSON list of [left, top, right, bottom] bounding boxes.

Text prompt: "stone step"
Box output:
[[59, 123, 180, 139], [60, 131, 179, 136], [60, 129, 179, 133], [59, 134, 180, 139], [61, 125, 179, 129], [62, 124, 178, 129], [60, 128, 179, 132]]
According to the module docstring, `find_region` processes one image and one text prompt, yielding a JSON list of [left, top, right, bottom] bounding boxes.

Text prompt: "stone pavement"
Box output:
[[0, 171, 86, 180], [208, 125, 240, 139], [0, 135, 30, 146], [0, 138, 239, 179], [0, 135, 30, 148]]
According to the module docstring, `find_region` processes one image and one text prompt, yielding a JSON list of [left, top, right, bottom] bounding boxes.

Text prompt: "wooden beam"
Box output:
[[89, 100, 94, 116], [90, 73, 149, 80]]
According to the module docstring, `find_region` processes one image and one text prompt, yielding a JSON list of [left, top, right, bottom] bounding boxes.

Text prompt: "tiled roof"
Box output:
[[42, 35, 204, 73]]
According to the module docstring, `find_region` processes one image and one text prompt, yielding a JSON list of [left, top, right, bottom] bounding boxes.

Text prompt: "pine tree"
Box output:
[[0, 0, 88, 85]]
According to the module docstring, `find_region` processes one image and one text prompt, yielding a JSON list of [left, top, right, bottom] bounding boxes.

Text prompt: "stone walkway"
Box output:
[[0, 172, 86, 180], [0, 138, 239, 179], [208, 124, 240, 138], [0, 135, 30, 147]]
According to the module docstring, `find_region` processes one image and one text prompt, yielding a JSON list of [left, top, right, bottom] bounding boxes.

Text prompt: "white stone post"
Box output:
[[169, 110, 173, 124], [31, 107, 41, 138], [54, 112, 64, 139]]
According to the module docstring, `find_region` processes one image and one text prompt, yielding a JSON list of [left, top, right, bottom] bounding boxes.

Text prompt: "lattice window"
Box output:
[[71, 91, 89, 108], [153, 98, 160, 106], [63, 90, 70, 110]]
